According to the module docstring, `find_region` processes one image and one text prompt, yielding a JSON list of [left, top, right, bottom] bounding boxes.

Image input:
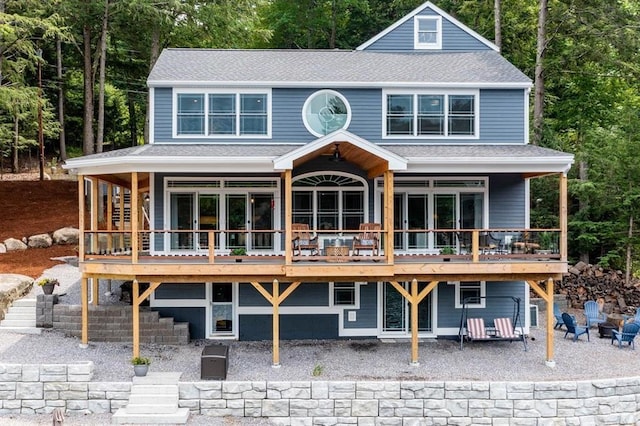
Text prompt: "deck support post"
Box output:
[[80, 276, 88, 348], [131, 172, 139, 263], [383, 170, 394, 263], [131, 280, 162, 359], [251, 280, 301, 367], [389, 279, 438, 365], [284, 170, 293, 264], [527, 278, 555, 367], [91, 278, 99, 306], [560, 173, 568, 261]]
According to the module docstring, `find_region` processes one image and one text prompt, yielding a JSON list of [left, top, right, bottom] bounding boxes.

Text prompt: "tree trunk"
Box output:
[[533, 0, 547, 146], [494, 0, 501, 51], [96, 0, 109, 153], [329, 0, 336, 49], [83, 24, 95, 155], [579, 158, 590, 264], [56, 38, 67, 161], [625, 213, 633, 286], [12, 112, 19, 173], [128, 92, 137, 147]]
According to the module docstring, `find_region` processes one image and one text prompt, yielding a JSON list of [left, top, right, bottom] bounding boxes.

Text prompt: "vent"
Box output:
[[530, 305, 539, 328]]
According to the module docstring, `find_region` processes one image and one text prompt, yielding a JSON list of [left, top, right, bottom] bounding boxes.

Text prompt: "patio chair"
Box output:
[[611, 322, 640, 349], [479, 232, 500, 254], [584, 300, 606, 328], [291, 223, 319, 256], [562, 313, 590, 342], [622, 310, 640, 325], [466, 318, 489, 340], [553, 305, 565, 330], [352, 223, 381, 256]]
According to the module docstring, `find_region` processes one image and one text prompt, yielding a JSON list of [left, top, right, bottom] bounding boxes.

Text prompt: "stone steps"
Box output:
[[112, 372, 189, 424], [0, 298, 41, 334]]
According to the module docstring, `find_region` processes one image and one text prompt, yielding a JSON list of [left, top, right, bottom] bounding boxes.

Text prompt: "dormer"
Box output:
[[357, 1, 498, 53]]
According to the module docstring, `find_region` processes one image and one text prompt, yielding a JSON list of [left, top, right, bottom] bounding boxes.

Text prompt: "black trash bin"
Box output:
[[201, 345, 229, 380]]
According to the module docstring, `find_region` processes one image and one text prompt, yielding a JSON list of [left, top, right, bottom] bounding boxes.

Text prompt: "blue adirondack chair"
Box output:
[[622, 310, 640, 325], [611, 322, 640, 349], [584, 301, 606, 328], [562, 313, 589, 342], [553, 305, 565, 330]]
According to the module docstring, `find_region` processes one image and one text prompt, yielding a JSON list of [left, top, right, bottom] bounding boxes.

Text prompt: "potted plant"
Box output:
[[536, 232, 554, 254], [131, 356, 150, 377], [36, 278, 59, 295], [439, 246, 456, 261], [230, 247, 246, 262]]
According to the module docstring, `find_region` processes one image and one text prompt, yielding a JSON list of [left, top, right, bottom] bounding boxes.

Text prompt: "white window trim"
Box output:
[[414, 16, 442, 50], [302, 89, 352, 137], [173, 88, 272, 139], [162, 176, 281, 255], [450, 281, 486, 309], [329, 281, 363, 308], [382, 89, 479, 139]]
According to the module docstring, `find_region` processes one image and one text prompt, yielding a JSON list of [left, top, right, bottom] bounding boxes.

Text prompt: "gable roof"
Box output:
[[148, 49, 530, 88], [356, 1, 499, 52]]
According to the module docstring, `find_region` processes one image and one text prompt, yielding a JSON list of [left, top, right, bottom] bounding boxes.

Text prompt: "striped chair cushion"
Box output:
[[467, 318, 488, 339], [494, 317, 517, 338]]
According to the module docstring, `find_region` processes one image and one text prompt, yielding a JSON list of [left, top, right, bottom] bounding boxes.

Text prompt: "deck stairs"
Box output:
[[0, 298, 41, 334], [112, 372, 189, 424]]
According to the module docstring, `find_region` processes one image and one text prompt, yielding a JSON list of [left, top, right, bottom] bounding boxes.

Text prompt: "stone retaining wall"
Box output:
[[1, 362, 639, 424]]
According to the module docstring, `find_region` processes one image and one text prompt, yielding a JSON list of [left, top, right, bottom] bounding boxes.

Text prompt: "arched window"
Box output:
[[292, 173, 366, 231]]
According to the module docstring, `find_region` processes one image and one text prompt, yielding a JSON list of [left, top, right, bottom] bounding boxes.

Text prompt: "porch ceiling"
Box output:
[[293, 141, 389, 178], [91, 173, 150, 191]]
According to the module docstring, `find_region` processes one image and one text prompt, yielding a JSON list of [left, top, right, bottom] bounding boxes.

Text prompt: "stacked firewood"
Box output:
[[554, 261, 640, 315]]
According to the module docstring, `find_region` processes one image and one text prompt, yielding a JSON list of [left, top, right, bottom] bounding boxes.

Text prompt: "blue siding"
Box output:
[[344, 282, 377, 329], [437, 281, 526, 329], [364, 8, 491, 52], [239, 282, 329, 307], [155, 307, 206, 339], [480, 90, 525, 142], [153, 88, 526, 145], [155, 283, 206, 299], [489, 174, 526, 228], [239, 314, 338, 340], [154, 88, 172, 141]]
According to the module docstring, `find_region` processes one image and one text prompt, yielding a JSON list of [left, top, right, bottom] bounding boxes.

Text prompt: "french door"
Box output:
[[381, 282, 434, 335], [168, 192, 274, 252]]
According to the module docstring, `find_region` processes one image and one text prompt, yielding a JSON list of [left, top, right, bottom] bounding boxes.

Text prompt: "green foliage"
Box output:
[[312, 364, 323, 377], [131, 356, 150, 365]]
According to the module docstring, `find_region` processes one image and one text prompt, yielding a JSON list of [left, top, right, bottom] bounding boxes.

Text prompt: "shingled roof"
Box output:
[[147, 49, 531, 88]]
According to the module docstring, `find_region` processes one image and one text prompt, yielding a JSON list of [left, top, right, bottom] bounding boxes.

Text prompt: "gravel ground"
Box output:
[[2, 262, 640, 424]]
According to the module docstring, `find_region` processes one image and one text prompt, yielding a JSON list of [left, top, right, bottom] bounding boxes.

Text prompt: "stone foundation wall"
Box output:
[[1, 362, 639, 424]]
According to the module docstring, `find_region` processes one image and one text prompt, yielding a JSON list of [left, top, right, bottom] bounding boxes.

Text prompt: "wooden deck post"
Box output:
[[472, 230, 479, 263], [91, 278, 99, 306], [560, 173, 568, 261], [78, 176, 85, 262], [132, 279, 140, 358], [80, 276, 88, 348], [389, 280, 438, 365], [527, 278, 555, 367], [284, 170, 292, 264], [107, 183, 113, 254], [131, 172, 139, 263], [91, 178, 99, 254], [384, 170, 394, 263]]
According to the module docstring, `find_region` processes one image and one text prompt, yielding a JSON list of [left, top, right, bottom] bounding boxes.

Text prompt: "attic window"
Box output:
[[414, 16, 442, 50], [302, 90, 351, 137]]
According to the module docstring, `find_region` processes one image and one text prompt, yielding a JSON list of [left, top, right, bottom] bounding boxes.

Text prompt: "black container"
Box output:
[[201, 345, 229, 380]]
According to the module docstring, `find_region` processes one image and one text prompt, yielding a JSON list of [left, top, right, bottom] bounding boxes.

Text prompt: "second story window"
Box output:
[[176, 90, 270, 138], [414, 16, 442, 50], [384, 91, 478, 139]]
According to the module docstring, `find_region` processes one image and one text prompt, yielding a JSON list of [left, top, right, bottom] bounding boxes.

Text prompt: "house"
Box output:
[[64, 1, 573, 366]]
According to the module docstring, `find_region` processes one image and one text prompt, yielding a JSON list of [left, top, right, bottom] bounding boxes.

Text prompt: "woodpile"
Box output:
[[555, 261, 640, 315]]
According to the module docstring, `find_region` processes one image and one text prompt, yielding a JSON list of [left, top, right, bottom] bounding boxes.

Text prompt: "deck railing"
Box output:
[[80, 228, 562, 264]]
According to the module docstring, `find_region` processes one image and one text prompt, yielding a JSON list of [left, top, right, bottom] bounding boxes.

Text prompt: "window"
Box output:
[[384, 91, 478, 138], [414, 16, 442, 50], [332, 282, 356, 306], [452, 281, 486, 308], [303, 90, 351, 137], [175, 90, 270, 137]]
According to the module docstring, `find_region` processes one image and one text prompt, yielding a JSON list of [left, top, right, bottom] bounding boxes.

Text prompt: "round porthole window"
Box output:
[[302, 90, 351, 137]]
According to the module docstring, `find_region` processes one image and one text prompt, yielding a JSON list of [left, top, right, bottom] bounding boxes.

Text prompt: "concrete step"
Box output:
[[125, 402, 179, 414], [111, 407, 189, 424], [12, 299, 36, 308], [132, 372, 182, 386], [128, 393, 177, 406], [0, 327, 42, 334], [130, 384, 178, 395], [4, 312, 35, 320], [0, 319, 36, 328]]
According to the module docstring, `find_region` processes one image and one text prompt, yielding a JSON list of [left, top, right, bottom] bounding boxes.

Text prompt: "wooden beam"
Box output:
[[367, 161, 389, 179], [559, 173, 568, 261], [410, 279, 419, 365], [118, 186, 125, 250], [78, 176, 85, 262], [527, 279, 550, 303], [131, 172, 139, 263], [284, 170, 292, 265], [132, 279, 140, 358], [81, 276, 88, 347], [92, 278, 99, 306], [277, 281, 301, 305], [384, 170, 394, 264], [472, 230, 479, 263], [250, 282, 275, 304], [138, 281, 162, 302], [91, 178, 99, 254], [545, 277, 554, 363], [107, 183, 113, 253], [273, 279, 280, 366]]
